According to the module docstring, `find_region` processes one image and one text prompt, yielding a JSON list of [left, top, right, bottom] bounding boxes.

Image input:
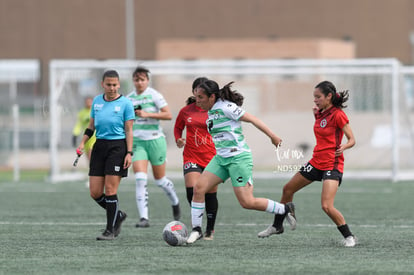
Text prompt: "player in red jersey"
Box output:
[[174, 77, 218, 240], [258, 80, 357, 247]]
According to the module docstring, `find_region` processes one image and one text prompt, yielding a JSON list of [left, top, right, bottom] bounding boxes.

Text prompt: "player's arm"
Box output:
[[135, 105, 172, 120], [174, 109, 186, 148], [240, 112, 282, 147], [335, 123, 356, 156]]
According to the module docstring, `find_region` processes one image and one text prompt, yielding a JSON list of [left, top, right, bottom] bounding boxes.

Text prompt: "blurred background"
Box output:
[[1, 0, 414, 181]]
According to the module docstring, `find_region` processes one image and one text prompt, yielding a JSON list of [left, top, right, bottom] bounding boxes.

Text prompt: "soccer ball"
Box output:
[[162, 221, 188, 246]]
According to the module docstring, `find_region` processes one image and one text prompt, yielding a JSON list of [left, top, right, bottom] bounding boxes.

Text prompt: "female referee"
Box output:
[[257, 80, 357, 247], [77, 70, 135, 240], [186, 79, 296, 244]]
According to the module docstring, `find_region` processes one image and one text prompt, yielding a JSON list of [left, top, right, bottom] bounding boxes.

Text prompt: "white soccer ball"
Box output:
[[162, 221, 188, 246]]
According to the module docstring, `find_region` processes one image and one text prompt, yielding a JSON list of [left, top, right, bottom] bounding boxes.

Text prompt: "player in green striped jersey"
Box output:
[[187, 80, 296, 244], [126, 66, 180, 228]]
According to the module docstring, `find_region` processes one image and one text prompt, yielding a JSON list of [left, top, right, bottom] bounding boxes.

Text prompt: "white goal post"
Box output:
[[48, 58, 414, 182], [0, 59, 40, 181]]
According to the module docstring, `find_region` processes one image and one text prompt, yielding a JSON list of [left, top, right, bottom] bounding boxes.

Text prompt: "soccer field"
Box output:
[[0, 173, 413, 274]]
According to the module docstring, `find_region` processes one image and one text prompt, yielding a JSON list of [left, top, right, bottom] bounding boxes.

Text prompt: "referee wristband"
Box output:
[[84, 128, 94, 138], [127, 151, 134, 156]]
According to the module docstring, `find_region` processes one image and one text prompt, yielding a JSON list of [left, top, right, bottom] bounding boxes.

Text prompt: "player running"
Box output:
[[174, 77, 218, 240], [258, 80, 357, 247], [186, 79, 296, 244], [126, 66, 180, 228]]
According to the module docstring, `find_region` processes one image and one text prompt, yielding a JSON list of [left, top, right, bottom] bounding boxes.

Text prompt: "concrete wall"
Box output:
[[1, 0, 414, 95]]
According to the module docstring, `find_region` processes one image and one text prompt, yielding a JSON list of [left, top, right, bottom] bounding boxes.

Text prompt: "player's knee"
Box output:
[[321, 203, 333, 214], [238, 198, 254, 209], [193, 182, 207, 198]]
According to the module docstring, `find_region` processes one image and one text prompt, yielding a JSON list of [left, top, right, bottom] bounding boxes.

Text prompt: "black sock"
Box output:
[[186, 187, 193, 205], [273, 214, 285, 229], [337, 224, 353, 238], [205, 192, 218, 233], [105, 194, 119, 232], [94, 194, 106, 209]]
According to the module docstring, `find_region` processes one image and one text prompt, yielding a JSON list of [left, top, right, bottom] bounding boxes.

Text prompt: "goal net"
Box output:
[[48, 58, 414, 182]]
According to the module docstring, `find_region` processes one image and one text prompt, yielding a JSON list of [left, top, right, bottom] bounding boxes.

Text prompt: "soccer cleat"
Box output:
[[172, 204, 181, 221], [257, 225, 284, 238], [203, 230, 214, 241], [114, 211, 127, 237], [135, 218, 150, 228], [186, 227, 203, 244], [342, 235, 357, 247], [96, 229, 115, 240], [284, 202, 297, 230]]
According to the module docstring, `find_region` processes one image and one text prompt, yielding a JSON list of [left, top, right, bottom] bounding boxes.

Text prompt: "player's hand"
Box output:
[[135, 109, 148, 118], [176, 138, 186, 148], [271, 135, 282, 147], [335, 145, 345, 156], [312, 106, 319, 115]]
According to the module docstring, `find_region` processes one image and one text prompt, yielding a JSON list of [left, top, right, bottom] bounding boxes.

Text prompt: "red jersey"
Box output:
[[174, 103, 216, 167], [309, 106, 349, 172]]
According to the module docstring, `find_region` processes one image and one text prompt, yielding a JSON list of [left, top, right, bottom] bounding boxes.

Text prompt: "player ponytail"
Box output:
[[315, 81, 349, 109], [219, 81, 244, 107], [199, 80, 244, 106]]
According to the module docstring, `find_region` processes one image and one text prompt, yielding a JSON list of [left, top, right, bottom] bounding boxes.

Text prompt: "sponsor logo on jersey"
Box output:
[[94, 103, 104, 111]]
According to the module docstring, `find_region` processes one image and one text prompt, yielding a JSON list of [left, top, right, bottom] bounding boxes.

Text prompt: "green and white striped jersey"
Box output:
[[126, 87, 168, 140], [207, 99, 250, 158]]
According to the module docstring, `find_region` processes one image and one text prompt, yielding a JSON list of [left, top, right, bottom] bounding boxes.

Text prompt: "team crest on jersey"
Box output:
[[114, 106, 121, 113], [320, 119, 327, 128]]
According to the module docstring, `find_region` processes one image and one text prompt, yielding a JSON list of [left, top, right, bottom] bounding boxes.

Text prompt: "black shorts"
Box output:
[[183, 162, 205, 175], [89, 139, 128, 178], [299, 162, 343, 185]]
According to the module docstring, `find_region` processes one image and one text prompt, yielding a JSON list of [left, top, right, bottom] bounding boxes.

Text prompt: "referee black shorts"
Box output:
[[89, 139, 128, 178]]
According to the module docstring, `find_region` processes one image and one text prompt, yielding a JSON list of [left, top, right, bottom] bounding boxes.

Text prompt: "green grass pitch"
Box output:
[[0, 172, 413, 274]]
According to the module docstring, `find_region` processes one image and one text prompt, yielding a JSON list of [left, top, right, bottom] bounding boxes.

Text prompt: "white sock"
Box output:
[[191, 201, 205, 229], [135, 172, 148, 220], [155, 177, 179, 206], [265, 199, 285, 215]]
